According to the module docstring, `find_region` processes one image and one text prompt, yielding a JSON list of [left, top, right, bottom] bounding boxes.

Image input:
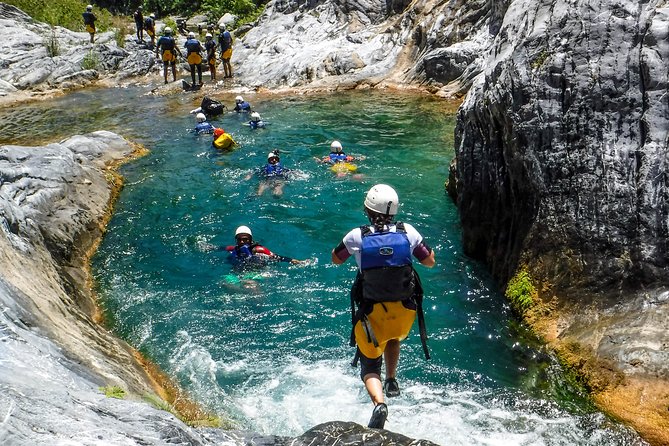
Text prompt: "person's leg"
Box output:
[[384, 339, 400, 379], [190, 65, 196, 85], [163, 62, 168, 83], [171, 62, 177, 82], [359, 352, 387, 429], [197, 64, 202, 84]]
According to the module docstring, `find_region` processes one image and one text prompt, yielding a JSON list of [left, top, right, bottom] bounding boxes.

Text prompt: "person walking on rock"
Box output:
[[82, 5, 97, 43], [331, 184, 435, 430], [155, 27, 181, 84], [133, 6, 144, 42]]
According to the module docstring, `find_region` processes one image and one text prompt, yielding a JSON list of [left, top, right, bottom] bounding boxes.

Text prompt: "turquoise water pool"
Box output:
[[1, 88, 642, 445]]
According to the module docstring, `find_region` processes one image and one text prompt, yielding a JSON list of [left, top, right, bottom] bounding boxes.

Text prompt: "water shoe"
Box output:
[[383, 377, 400, 397], [367, 403, 388, 429]]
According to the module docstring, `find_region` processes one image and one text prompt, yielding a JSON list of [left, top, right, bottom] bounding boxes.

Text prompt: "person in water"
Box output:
[[204, 33, 217, 82], [156, 27, 182, 84], [144, 13, 156, 47], [331, 184, 436, 430], [133, 6, 144, 42], [184, 31, 204, 87], [319, 140, 356, 164], [194, 113, 215, 134], [248, 112, 267, 129], [245, 150, 288, 196], [82, 5, 97, 43], [218, 24, 233, 78], [226, 226, 305, 268], [233, 96, 252, 113]]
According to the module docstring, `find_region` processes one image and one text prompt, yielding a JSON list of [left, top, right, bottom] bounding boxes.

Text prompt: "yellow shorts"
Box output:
[[86, 25, 95, 34], [222, 48, 232, 59], [162, 50, 176, 62], [187, 53, 202, 65], [354, 300, 416, 359]]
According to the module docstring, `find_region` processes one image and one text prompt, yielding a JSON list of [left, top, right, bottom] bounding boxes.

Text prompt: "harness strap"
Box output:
[[413, 268, 430, 360]]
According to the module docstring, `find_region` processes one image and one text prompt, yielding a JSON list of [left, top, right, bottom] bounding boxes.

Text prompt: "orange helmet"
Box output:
[[213, 128, 226, 137]]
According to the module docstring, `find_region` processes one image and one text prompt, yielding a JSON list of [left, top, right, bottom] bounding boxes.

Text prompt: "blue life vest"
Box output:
[[249, 120, 265, 129], [359, 223, 415, 302], [195, 122, 214, 134], [229, 244, 266, 269], [157, 36, 175, 51], [329, 152, 347, 162], [263, 162, 285, 177], [185, 38, 201, 54], [235, 101, 251, 112]]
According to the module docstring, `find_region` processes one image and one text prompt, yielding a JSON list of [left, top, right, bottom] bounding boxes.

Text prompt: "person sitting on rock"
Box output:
[[82, 5, 97, 44]]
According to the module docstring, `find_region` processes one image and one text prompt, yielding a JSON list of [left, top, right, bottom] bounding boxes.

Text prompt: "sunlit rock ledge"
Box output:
[[0, 132, 436, 445]]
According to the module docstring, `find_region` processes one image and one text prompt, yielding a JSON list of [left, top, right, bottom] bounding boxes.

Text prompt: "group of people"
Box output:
[[155, 24, 234, 86], [133, 6, 156, 46], [196, 98, 435, 430]]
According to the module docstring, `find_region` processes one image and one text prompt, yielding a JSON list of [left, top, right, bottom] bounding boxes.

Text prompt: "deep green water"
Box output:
[[0, 88, 643, 445]]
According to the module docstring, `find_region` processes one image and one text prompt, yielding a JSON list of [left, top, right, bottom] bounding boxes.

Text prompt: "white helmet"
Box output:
[[150, 13, 155, 18], [219, 24, 226, 30], [251, 112, 261, 122], [196, 113, 206, 122], [235, 225, 252, 237], [205, 33, 212, 38], [164, 27, 172, 34], [330, 140, 343, 151], [235, 95, 243, 103], [267, 151, 279, 161], [188, 31, 195, 38], [364, 184, 399, 216], [86, 4, 92, 10]]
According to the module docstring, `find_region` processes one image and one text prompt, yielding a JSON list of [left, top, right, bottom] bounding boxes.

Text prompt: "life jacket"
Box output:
[[263, 162, 285, 177], [213, 131, 235, 150], [159, 36, 176, 61], [349, 222, 430, 363], [195, 122, 214, 134], [228, 243, 268, 269], [329, 152, 348, 163], [219, 31, 232, 51], [185, 39, 203, 64], [144, 17, 154, 33]]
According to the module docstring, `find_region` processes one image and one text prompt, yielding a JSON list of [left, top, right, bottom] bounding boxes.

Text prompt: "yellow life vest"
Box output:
[[213, 133, 235, 150]]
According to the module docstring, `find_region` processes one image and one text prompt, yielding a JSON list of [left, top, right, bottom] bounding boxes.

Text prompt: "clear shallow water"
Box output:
[[1, 88, 643, 445]]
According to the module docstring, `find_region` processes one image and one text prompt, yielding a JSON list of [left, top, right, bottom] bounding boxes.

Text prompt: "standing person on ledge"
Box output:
[[82, 5, 97, 43], [218, 24, 233, 78], [331, 184, 435, 430], [133, 6, 144, 42], [184, 31, 204, 87], [144, 13, 156, 47], [155, 27, 181, 84], [204, 33, 217, 82]]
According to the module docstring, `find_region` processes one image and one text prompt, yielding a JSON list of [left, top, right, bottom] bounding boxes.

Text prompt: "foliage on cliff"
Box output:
[[5, 0, 115, 31], [505, 266, 537, 314]]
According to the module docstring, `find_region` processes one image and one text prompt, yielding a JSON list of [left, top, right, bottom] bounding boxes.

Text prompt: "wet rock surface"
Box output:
[[450, 0, 669, 443]]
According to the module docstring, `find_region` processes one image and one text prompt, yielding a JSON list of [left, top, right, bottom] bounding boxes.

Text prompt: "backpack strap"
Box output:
[[412, 266, 430, 360]]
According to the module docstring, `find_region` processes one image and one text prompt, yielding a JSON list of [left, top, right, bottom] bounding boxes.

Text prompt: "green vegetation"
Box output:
[[505, 266, 537, 313], [100, 386, 126, 399], [82, 49, 100, 70], [5, 0, 115, 32], [43, 27, 60, 57]]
